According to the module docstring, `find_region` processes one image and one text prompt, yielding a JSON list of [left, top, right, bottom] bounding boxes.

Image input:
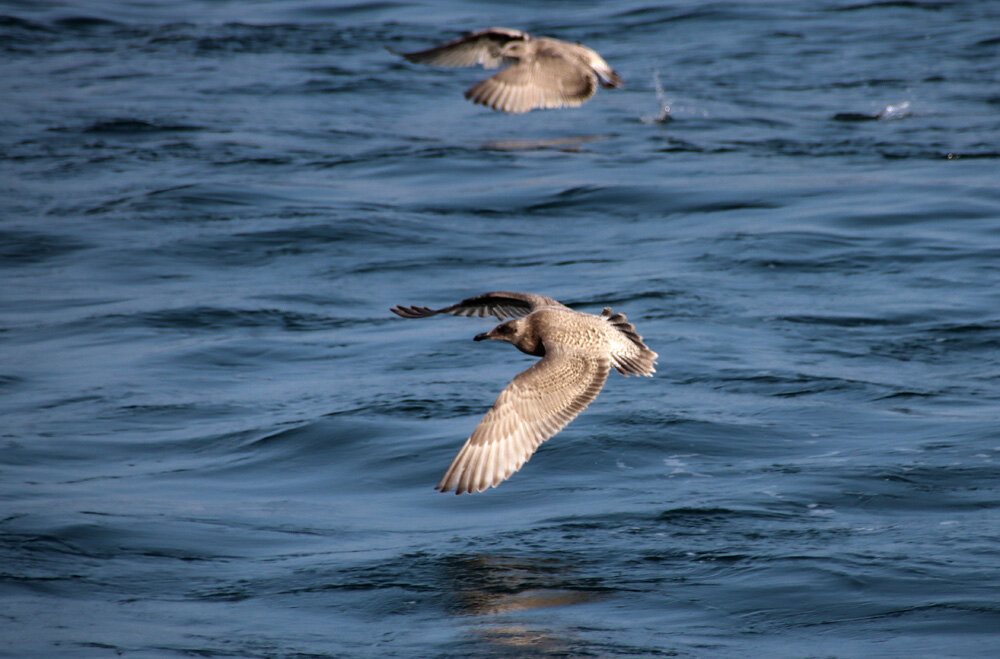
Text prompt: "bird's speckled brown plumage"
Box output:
[[391, 292, 657, 494]]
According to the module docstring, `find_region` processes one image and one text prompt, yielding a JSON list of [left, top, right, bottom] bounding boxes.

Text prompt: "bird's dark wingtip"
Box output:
[[390, 305, 437, 318]]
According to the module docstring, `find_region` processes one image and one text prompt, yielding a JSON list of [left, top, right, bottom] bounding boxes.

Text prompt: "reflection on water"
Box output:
[[476, 625, 568, 654], [463, 588, 600, 616], [482, 135, 608, 152], [441, 553, 606, 652]]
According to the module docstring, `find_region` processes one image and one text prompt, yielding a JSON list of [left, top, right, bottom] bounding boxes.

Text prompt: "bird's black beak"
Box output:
[[474, 332, 490, 341]]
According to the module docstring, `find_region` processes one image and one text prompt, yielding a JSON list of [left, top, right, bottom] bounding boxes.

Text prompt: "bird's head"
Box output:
[[474, 318, 521, 344], [475, 317, 544, 356], [500, 40, 531, 60]]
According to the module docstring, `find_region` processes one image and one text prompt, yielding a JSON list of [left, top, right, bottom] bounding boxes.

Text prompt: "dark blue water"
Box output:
[[3, 1, 1000, 656]]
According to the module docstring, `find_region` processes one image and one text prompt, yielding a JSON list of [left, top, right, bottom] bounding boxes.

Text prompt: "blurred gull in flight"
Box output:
[[390, 28, 623, 113]]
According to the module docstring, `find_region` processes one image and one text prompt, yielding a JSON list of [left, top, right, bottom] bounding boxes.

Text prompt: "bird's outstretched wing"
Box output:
[[465, 49, 598, 113], [392, 27, 526, 70], [391, 291, 566, 320], [436, 345, 610, 494]]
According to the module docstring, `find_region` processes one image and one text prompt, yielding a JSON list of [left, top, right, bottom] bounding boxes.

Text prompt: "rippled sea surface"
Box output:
[[3, 1, 1000, 656]]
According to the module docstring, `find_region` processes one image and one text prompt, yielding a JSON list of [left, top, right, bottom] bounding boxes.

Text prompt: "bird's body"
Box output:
[[391, 28, 623, 114], [391, 292, 657, 494]]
